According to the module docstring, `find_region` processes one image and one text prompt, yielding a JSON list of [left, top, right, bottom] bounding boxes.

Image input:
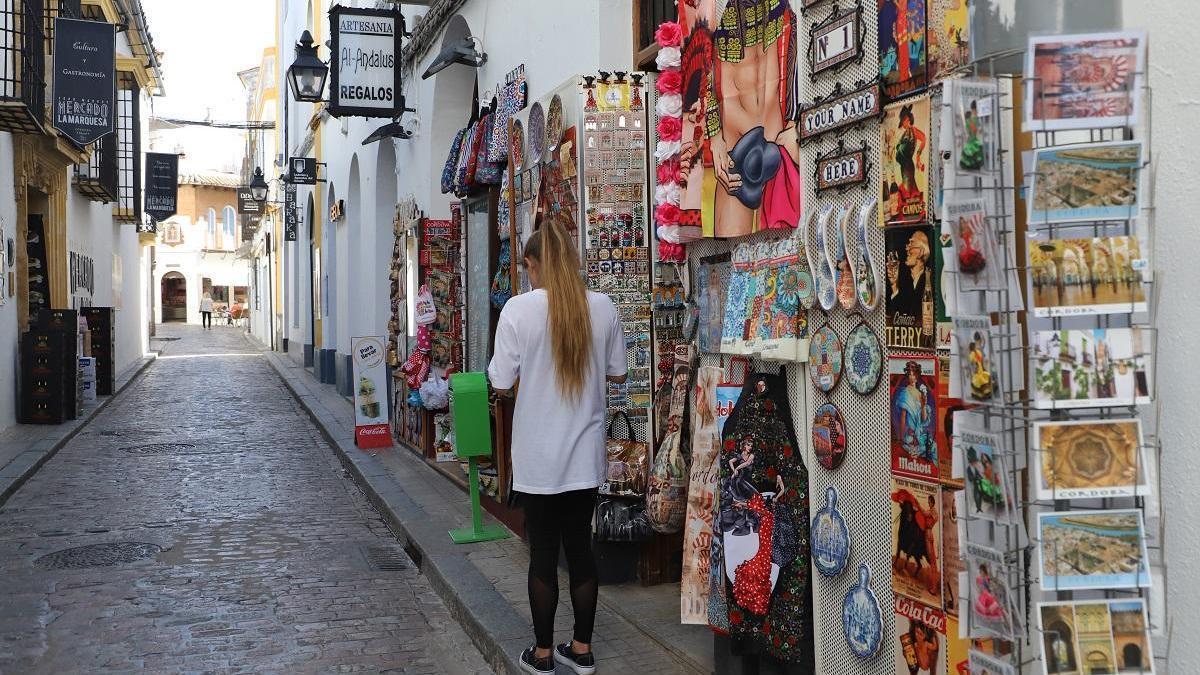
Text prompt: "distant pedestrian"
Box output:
[[488, 216, 627, 675], [200, 293, 213, 329]]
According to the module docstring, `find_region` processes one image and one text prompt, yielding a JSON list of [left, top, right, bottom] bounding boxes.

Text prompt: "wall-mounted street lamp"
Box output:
[[250, 167, 270, 203], [420, 37, 487, 80], [287, 30, 330, 103]]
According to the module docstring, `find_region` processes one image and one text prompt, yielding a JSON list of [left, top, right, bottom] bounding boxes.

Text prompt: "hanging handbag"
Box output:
[[595, 496, 653, 542], [440, 128, 467, 195], [600, 412, 649, 498], [646, 347, 694, 534]]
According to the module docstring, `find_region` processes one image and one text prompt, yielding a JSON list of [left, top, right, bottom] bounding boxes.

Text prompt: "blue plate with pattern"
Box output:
[[844, 319, 883, 396], [843, 564, 883, 659], [811, 486, 851, 576]]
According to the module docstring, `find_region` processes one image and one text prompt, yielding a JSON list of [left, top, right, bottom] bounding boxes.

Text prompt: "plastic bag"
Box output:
[[414, 285, 436, 326], [419, 375, 449, 410]]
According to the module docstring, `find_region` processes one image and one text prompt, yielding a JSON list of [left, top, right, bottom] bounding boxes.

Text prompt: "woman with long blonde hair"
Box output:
[[488, 217, 627, 675]]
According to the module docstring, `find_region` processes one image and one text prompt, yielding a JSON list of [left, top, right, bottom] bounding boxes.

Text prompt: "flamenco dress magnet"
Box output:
[[843, 319, 883, 396], [812, 402, 847, 471], [842, 563, 883, 659], [808, 323, 843, 393], [812, 486, 851, 577]]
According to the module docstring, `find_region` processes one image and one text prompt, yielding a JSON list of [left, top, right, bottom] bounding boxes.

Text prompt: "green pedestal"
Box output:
[[448, 455, 510, 544]]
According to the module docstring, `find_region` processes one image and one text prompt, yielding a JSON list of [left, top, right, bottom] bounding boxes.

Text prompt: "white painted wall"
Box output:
[[0, 132, 19, 431]]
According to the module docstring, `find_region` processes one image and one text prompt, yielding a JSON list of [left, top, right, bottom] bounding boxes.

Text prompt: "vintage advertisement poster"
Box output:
[[351, 336, 393, 449], [694, 0, 801, 237], [891, 476, 942, 607], [891, 355, 939, 480], [1032, 418, 1148, 501], [953, 423, 1015, 523], [1038, 509, 1151, 591], [1037, 599, 1155, 675], [886, 226, 937, 350], [928, 0, 969, 80], [1032, 328, 1153, 409], [946, 198, 1004, 293], [940, 485, 964, 616], [954, 315, 1000, 403], [1029, 141, 1143, 225], [964, 542, 1019, 640], [1024, 31, 1146, 131], [1029, 235, 1147, 317], [879, 0, 929, 99], [882, 97, 932, 226], [893, 594, 947, 675]]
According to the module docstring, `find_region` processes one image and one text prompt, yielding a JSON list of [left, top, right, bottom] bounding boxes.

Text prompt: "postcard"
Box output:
[[882, 97, 932, 227], [1038, 599, 1154, 674], [969, 650, 1016, 675], [1024, 31, 1146, 131], [953, 425, 1015, 523], [954, 315, 1000, 404], [1038, 509, 1151, 591], [1029, 141, 1143, 225], [1029, 235, 1147, 317], [891, 476, 942, 607], [964, 543, 1019, 640], [1032, 418, 1148, 501], [947, 79, 1000, 176], [1032, 328, 1153, 409], [891, 355, 939, 480], [893, 594, 947, 675], [945, 198, 1004, 292]]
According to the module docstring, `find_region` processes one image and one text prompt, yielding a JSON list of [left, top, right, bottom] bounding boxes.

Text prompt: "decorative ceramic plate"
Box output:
[[842, 564, 883, 658], [546, 95, 564, 155], [812, 402, 848, 471], [510, 118, 525, 170], [527, 101, 545, 162], [844, 320, 883, 395], [811, 486, 851, 576], [808, 324, 844, 393]]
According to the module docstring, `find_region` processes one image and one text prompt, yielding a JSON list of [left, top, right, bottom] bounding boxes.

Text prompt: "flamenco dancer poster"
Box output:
[[882, 97, 931, 227], [683, 0, 802, 238], [891, 476, 943, 609], [891, 355, 939, 481], [879, 0, 929, 99]]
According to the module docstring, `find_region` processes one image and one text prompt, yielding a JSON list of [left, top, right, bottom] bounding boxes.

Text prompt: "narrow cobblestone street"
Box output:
[[0, 325, 492, 674]]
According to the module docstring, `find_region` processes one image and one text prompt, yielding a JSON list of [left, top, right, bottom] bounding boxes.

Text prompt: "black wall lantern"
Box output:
[[250, 167, 270, 203], [288, 30, 329, 103]]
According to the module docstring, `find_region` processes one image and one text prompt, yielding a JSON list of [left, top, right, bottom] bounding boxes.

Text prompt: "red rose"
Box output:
[[724, 439, 735, 451], [657, 116, 683, 142], [656, 159, 680, 185], [658, 242, 686, 262], [656, 70, 683, 95], [783, 445, 793, 458], [655, 203, 681, 225], [655, 22, 683, 48]]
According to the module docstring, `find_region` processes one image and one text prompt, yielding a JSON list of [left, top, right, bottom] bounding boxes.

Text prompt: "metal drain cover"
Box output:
[[34, 542, 162, 570], [362, 546, 410, 571], [121, 443, 197, 455]]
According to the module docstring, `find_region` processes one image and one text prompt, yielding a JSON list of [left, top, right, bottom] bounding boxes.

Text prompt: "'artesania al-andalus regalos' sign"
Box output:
[[53, 18, 116, 146], [329, 6, 402, 118]]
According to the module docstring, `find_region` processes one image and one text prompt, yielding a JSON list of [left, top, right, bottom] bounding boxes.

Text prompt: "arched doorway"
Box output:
[[1122, 643, 1143, 669], [161, 272, 187, 322]]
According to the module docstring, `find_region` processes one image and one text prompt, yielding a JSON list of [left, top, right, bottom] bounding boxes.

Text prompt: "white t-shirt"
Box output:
[[200, 298, 214, 312], [487, 289, 627, 494]]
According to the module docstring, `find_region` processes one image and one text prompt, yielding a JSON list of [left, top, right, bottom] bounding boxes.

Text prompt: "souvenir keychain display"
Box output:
[[832, 202, 858, 310], [811, 486, 851, 576], [808, 317, 844, 393], [843, 314, 883, 395]]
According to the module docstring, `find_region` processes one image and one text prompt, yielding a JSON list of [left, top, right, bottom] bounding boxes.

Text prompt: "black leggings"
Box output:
[[522, 489, 598, 650], [201, 311, 212, 328]]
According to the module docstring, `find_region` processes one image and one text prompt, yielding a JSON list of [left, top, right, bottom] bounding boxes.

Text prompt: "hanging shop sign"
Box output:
[[284, 183, 299, 241], [329, 6, 403, 118], [68, 251, 95, 309], [53, 18, 116, 146], [237, 188, 263, 217], [815, 139, 871, 193], [329, 199, 345, 223], [351, 336, 393, 449], [144, 153, 179, 222], [289, 157, 318, 185], [799, 80, 882, 144], [808, 2, 864, 79]]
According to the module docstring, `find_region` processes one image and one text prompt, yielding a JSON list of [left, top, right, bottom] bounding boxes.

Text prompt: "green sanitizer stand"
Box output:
[[448, 373, 510, 544]]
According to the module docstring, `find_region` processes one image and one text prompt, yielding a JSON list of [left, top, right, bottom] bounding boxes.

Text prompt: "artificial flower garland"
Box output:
[[653, 21, 686, 263]]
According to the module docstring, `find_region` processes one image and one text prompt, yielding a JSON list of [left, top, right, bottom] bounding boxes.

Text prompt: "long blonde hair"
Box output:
[[524, 218, 592, 401]]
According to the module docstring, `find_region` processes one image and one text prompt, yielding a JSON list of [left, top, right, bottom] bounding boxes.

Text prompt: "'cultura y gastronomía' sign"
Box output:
[[53, 18, 116, 146], [329, 6, 403, 118]]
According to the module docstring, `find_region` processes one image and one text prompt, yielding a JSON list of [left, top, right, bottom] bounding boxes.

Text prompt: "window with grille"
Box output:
[[0, 0, 47, 134], [73, 126, 118, 202], [44, 0, 81, 54], [115, 71, 142, 225], [634, 0, 673, 70]]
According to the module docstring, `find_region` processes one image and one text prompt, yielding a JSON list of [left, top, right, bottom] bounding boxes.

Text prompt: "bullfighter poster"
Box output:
[[891, 475, 942, 608]]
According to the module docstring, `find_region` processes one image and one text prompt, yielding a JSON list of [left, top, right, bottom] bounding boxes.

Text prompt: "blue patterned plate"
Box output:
[[811, 486, 851, 576], [844, 320, 883, 396], [843, 564, 883, 658]]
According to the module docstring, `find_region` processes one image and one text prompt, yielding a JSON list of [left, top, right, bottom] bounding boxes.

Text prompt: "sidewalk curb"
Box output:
[[0, 354, 158, 507], [265, 351, 527, 675]]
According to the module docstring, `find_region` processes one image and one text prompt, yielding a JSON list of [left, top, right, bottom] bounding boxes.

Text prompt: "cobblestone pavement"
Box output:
[[0, 325, 493, 674]]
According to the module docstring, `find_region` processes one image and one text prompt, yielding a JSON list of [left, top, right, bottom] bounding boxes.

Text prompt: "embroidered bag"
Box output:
[[441, 129, 467, 195]]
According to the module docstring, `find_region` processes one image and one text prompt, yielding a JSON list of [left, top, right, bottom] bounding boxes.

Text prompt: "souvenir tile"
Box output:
[[1025, 31, 1146, 131], [815, 140, 871, 193], [630, 130, 647, 149], [813, 403, 848, 471], [601, 183, 617, 203], [597, 112, 616, 131], [598, 131, 615, 150], [1032, 418, 1148, 501], [1038, 509, 1151, 591], [953, 315, 1000, 403], [527, 101, 545, 160], [1029, 235, 1147, 317], [892, 595, 947, 675], [615, 112, 630, 129], [810, 2, 865, 78], [1036, 599, 1154, 675], [637, 261, 649, 274], [878, 0, 928, 98], [844, 320, 883, 395], [812, 486, 851, 576], [843, 564, 884, 658], [546, 94, 564, 153], [1031, 328, 1153, 409], [587, 261, 600, 275], [952, 423, 1015, 523], [890, 475, 942, 609], [963, 542, 1020, 640], [945, 198, 1004, 293], [890, 355, 938, 481], [885, 225, 936, 351], [585, 152, 600, 170], [809, 323, 844, 393], [800, 80, 884, 144], [584, 112, 600, 132], [1029, 141, 1143, 225], [881, 97, 932, 227], [614, 130, 631, 149]]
